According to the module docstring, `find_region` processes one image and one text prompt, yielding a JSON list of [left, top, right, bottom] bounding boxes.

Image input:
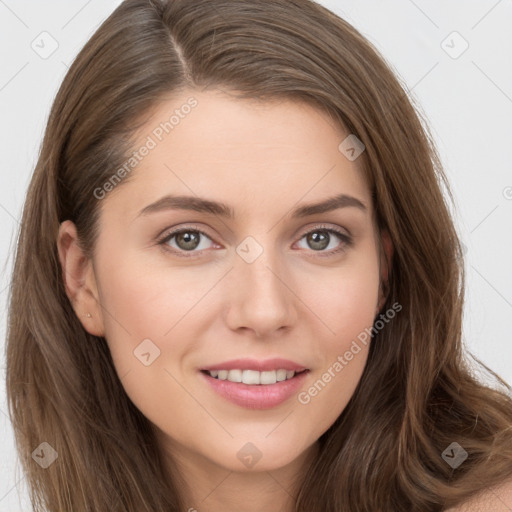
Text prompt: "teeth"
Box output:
[[206, 369, 299, 385], [243, 369, 260, 385], [276, 369, 287, 381], [260, 371, 277, 385], [228, 369, 242, 382]]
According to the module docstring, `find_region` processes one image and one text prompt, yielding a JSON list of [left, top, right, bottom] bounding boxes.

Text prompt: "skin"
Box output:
[[58, 88, 393, 512]]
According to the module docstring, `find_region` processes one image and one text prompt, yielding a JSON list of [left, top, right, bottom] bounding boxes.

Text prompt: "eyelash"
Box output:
[[156, 224, 353, 259]]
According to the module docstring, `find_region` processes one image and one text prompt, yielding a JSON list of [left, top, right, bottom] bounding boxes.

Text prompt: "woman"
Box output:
[[5, 0, 512, 510]]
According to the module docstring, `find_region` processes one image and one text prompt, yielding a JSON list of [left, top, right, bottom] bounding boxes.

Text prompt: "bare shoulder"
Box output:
[[445, 475, 512, 511]]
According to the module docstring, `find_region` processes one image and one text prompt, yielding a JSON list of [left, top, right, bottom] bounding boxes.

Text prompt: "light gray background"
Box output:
[[1, 1, 511, 510]]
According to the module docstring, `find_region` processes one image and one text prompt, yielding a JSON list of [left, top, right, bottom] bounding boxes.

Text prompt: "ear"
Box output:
[[57, 220, 105, 337], [376, 229, 393, 316]]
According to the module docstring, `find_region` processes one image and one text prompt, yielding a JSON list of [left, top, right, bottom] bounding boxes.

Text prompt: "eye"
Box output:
[[295, 225, 352, 256], [157, 224, 353, 258], [158, 225, 217, 257]]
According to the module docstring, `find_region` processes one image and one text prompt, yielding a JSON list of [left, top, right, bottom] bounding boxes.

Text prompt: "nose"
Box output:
[[224, 243, 298, 338]]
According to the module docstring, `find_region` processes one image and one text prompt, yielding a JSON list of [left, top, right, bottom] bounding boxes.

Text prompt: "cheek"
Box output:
[[295, 256, 380, 434], [95, 249, 212, 342], [304, 256, 381, 342], [93, 252, 208, 426], [92, 251, 177, 376]]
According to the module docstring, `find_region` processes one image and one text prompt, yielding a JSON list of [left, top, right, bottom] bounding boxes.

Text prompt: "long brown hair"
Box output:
[[6, 0, 512, 510]]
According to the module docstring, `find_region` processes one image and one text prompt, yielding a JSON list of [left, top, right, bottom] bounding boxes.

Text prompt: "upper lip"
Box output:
[[201, 358, 308, 372]]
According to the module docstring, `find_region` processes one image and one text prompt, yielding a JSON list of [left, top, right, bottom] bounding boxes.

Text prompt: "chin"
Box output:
[[209, 438, 312, 473]]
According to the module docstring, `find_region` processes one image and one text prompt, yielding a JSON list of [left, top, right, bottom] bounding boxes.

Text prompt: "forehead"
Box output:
[[103, 88, 372, 221]]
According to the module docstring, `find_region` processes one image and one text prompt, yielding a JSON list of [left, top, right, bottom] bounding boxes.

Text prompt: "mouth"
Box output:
[[200, 368, 309, 385], [199, 368, 310, 410]]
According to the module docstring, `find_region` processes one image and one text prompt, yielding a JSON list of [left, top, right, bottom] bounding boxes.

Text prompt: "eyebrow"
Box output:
[[135, 192, 367, 220]]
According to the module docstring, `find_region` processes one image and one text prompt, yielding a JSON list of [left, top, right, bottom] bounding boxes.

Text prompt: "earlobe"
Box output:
[[57, 220, 105, 337]]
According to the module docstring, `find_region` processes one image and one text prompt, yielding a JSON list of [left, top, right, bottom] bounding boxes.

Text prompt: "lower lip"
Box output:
[[200, 370, 309, 410]]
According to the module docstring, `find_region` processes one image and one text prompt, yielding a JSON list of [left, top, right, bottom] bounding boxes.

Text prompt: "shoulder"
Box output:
[[445, 475, 512, 511]]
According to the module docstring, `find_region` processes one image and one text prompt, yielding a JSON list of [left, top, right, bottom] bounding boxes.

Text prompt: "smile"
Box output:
[[203, 368, 302, 385], [200, 369, 310, 409]]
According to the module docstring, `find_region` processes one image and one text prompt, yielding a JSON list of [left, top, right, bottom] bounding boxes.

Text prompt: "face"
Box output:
[[59, 88, 390, 477]]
